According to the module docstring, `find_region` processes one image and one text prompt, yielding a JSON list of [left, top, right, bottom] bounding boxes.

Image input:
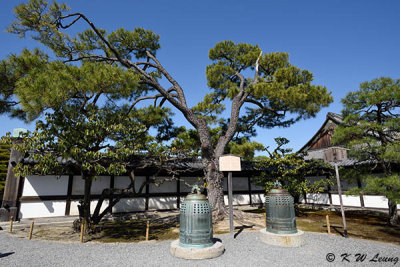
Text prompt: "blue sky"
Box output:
[[0, 0, 399, 152]]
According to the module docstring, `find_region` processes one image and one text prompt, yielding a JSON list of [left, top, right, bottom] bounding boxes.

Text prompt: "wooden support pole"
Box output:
[[80, 221, 84, 243], [28, 221, 34, 240], [228, 171, 234, 235], [9, 216, 13, 232], [145, 220, 150, 241], [335, 163, 348, 238], [326, 215, 331, 234]]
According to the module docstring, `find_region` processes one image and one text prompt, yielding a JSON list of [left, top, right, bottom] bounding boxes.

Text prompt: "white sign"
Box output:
[[219, 155, 242, 172]]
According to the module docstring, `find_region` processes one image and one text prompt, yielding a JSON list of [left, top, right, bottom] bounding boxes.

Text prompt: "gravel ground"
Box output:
[[0, 230, 399, 267]]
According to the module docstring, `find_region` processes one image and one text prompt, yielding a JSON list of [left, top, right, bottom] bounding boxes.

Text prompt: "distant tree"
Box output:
[[253, 137, 333, 203], [4, 0, 333, 218], [333, 77, 400, 225]]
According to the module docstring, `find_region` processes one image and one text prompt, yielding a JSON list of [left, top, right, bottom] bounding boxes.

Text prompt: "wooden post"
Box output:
[[9, 216, 13, 232], [335, 163, 348, 237], [80, 221, 84, 243], [28, 221, 34, 240], [326, 215, 331, 234], [219, 154, 241, 237], [145, 220, 150, 241], [228, 171, 234, 235], [323, 148, 349, 237]]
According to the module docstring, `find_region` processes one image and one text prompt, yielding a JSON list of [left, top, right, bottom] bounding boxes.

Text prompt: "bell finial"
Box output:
[[191, 184, 201, 194], [273, 180, 282, 189]]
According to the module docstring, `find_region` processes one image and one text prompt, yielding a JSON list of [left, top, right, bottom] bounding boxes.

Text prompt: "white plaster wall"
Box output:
[[363, 195, 389, 209], [223, 195, 228, 205], [112, 198, 146, 213], [331, 194, 361, 207], [251, 194, 265, 204], [19, 200, 66, 218], [148, 197, 177, 210], [23, 175, 68, 196], [149, 177, 176, 193], [114, 176, 146, 191], [72, 176, 111, 195], [69, 200, 109, 216], [342, 195, 361, 207], [306, 193, 330, 204], [180, 177, 203, 193], [303, 193, 400, 209], [223, 194, 252, 205], [20, 173, 400, 218], [234, 194, 250, 205]]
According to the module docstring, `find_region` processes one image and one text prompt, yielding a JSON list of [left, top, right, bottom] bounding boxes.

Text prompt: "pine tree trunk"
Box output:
[[388, 199, 399, 225], [203, 157, 226, 220]]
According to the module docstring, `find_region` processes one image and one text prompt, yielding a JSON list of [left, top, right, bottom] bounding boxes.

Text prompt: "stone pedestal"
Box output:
[[259, 229, 305, 247], [170, 240, 225, 259]]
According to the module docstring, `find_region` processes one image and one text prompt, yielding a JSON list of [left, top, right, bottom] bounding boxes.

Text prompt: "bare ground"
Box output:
[[5, 206, 400, 245]]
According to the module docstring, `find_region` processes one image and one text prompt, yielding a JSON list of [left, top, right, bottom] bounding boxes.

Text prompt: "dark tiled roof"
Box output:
[[17, 153, 260, 176], [326, 112, 343, 124]]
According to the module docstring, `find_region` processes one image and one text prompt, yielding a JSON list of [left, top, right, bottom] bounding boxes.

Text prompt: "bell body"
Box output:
[[265, 188, 297, 234], [179, 193, 213, 248]]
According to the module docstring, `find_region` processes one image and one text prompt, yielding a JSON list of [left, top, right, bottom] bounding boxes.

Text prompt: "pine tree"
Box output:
[[2, 0, 333, 218], [333, 77, 400, 225]]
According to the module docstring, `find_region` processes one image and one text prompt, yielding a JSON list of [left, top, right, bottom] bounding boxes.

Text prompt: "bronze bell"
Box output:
[[179, 186, 213, 248], [265, 183, 297, 234]]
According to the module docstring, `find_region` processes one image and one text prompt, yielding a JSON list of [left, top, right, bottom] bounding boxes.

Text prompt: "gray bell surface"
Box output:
[[265, 186, 297, 234], [179, 190, 213, 248]]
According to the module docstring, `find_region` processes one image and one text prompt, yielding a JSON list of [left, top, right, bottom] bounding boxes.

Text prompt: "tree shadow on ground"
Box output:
[[88, 216, 179, 243], [234, 225, 254, 239], [0, 252, 15, 258]]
